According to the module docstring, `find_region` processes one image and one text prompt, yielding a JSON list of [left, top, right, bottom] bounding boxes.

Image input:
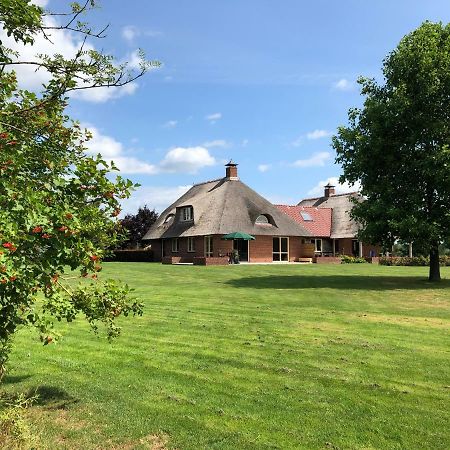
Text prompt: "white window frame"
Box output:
[[273, 237, 289, 261], [181, 206, 193, 222], [171, 238, 179, 253], [315, 238, 322, 253], [205, 235, 213, 257], [187, 237, 195, 253]]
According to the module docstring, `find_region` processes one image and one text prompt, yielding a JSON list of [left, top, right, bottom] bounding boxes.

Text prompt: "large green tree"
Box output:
[[333, 21, 450, 281], [0, 0, 159, 378]]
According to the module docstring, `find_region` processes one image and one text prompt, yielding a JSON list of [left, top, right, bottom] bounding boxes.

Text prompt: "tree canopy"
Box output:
[[120, 206, 159, 249], [0, 0, 159, 378], [333, 21, 450, 281]]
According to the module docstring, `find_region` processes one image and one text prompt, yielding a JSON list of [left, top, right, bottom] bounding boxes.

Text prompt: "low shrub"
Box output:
[[379, 256, 450, 266], [341, 255, 367, 264], [0, 394, 38, 449]]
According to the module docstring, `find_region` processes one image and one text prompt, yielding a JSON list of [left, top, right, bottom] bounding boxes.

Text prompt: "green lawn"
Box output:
[[3, 263, 450, 449]]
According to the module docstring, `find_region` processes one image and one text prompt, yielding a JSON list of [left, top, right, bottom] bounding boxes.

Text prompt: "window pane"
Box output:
[[273, 237, 280, 252], [315, 239, 322, 252], [281, 237, 288, 252], [273, 252, 279, 261], [280, 253, 288, 261]]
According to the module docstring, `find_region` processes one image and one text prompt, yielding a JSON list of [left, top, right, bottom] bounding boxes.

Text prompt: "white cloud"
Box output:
[[121, 26, 162, 43], [0, 15, 139, 103], [203, 139, 229, 148], [160, 147, 216, 174], [333, 78, 355, 91], [121, 185, 192, 215], [307, 129, 332, 140], [290, 136, 303, 147], [112, 157, 158, 175], [74, 82, 138, 103], [32, 0, 48, 6], [83, 125, 218, 175], [163, 120, 178, 129], [258, 164, 271, 173], [307, 177, 361, 197], [292, 152, 331, 168], [205, 112, 222, 124], [122, 25, 139, 42], [82, 124, 158, 174]]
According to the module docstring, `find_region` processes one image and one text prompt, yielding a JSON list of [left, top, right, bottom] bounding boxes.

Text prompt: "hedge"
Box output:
[[104, 250, 154, 262], [340, 255, 368, 264], [379, 256, 450, 266]]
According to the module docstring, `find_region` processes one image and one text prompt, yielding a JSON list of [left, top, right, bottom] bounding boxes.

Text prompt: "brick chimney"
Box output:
[[225, 160, 239, 180], [324, 183, 335, 197]]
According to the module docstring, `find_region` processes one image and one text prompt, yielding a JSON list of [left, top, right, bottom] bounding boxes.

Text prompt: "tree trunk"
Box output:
[[429, 243, 441, 281]]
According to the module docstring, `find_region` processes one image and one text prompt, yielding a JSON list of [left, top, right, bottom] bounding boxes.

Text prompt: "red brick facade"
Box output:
[[150, 235, 380, 264], [150, 235, 307, 263]]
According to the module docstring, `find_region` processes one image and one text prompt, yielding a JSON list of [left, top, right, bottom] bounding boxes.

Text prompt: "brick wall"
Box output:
[[249, 235, 273, 262], [193, 257, 229, 266], [289, 237, 303, 262], [335, 238, 380, 257], [314, 256, 342, 264], [153, 235, 232, 263]]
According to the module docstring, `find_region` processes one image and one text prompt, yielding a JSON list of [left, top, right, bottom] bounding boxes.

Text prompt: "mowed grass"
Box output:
[[3, 263, 450, 449]]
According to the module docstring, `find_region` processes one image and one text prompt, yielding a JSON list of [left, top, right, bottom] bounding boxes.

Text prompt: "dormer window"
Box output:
[[255, 214, 269, 224], [164, 214, 175, 224], [181, 206, 193, 222]]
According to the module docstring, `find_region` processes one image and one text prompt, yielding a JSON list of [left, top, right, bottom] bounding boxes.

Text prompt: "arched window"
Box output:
[[255, 214, 270, 224], [164, 214, 175, 224]]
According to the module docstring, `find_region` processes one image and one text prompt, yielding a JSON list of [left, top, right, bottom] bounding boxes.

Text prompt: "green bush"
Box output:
[[379, 256, 450, 266], [341, 255, 368, 264], [104, 250, 154, 262]]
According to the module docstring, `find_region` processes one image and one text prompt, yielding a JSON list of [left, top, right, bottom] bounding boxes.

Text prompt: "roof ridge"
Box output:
[[276, 204, 332, 210], [192, 177, 223, 187], [298, 191, 360, 204]]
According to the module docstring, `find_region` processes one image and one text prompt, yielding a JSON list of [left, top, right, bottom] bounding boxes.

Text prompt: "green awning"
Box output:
[[222, 232, 255, 240]]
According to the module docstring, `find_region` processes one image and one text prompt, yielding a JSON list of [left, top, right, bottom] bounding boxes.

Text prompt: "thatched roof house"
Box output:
[[143, 162, 312, 264]]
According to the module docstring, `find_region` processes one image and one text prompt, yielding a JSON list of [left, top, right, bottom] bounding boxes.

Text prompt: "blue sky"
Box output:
[[15, 1, 450, 212]]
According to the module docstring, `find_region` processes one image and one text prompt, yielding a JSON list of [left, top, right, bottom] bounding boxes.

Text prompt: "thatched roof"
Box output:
[[143, 178, 311, 239], [297, 192, 361, 239]]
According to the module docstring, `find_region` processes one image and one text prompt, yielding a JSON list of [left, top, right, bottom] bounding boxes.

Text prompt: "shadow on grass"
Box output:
[[27, 385, 79, 410], [1, 374, 32, 385], [226, 275, 450, 291]]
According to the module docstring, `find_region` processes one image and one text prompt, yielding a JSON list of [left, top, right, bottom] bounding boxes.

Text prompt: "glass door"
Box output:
[[273, 237, 289, 261], [233, 240, 248, 262]]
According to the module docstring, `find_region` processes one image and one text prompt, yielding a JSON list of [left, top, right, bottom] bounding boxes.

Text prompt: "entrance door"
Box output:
[[233, 240, 249, 262]]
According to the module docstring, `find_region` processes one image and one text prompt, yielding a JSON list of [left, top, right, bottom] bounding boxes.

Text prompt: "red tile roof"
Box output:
[[275, 205, 332, 237]]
